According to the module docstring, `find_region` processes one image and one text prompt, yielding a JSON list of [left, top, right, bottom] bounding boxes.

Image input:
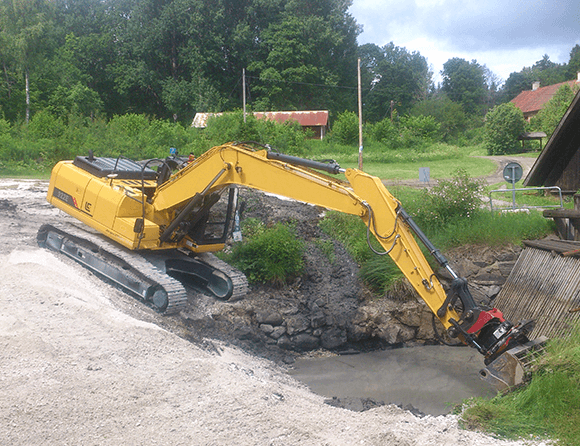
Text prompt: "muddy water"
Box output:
[[289, 345, 495, 416]]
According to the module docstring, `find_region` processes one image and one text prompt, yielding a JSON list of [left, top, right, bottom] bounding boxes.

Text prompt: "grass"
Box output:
[[460, 324, 580, 446], [306, 141, 495, 181]]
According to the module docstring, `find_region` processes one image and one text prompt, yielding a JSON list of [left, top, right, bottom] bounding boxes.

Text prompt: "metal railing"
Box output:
[[488, 186, 563, 212]]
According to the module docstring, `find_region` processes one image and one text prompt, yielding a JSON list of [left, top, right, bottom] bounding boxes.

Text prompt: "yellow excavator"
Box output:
[[38, 141, 544, 391]]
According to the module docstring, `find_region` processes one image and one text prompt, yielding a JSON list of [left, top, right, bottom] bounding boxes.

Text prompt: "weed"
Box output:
[[227, 222, 304, 286], [460, 323, 580, 445]]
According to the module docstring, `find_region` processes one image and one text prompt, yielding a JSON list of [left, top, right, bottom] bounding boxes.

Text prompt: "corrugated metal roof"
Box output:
[[191, 113, 223, 128], [511, 80, 579, 114], [192, 111, 329, 128], [253, 110, 329, 126]]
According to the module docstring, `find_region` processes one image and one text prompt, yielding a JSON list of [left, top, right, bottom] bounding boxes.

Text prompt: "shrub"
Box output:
[[365, 118, 399, 146], [483, 103, 525, 155], [27, 110, 66, 140], [329, 111, 359, 146], [413, 169, 485, 228], [228, 221, 304, 286], [399, 115, 441, 143]]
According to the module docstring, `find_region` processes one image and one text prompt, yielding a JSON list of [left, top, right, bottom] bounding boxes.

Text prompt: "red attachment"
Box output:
[[467, 308, 505, 334]]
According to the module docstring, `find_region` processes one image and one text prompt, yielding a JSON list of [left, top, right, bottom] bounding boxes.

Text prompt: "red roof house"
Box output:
[[511, 75, 580, 121], [192, 110, 329, 140]]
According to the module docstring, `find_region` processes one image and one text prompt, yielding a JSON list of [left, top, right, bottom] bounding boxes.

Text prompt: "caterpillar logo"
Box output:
[[84, 202, 92, 212]]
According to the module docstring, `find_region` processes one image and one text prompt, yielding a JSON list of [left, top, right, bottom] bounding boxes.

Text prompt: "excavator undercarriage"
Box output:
[[40, 142, 543, 391]]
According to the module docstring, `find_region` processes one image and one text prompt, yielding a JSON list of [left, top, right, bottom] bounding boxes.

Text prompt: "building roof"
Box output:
[[253, 110, 329, 127], [524, 88, 580, 187], [192, 111, 329, 128], [511, 79, 579, 115]]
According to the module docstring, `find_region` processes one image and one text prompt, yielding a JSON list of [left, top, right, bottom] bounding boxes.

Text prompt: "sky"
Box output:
[[348, 0, 580, 86]]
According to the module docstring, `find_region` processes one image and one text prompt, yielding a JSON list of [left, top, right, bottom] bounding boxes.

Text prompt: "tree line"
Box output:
[[1, 0, 580, 129]]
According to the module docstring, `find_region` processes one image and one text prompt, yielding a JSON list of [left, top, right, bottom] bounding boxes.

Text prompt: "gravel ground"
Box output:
[[0, 178, 548, 446]]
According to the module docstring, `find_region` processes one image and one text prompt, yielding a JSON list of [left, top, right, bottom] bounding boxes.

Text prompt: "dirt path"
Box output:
[[0, 180, 545, 445]]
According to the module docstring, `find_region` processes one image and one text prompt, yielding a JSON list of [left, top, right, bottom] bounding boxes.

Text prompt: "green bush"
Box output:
[[201, 111, 308, 155], [365, 118, 399, 147], [399, 115, 441, 143], [483, 103, 525, 155], [329, 111, 359, 146], [413, 169, 485, 228], [27, 110, 66, 140], [228, 221, 304, 286]]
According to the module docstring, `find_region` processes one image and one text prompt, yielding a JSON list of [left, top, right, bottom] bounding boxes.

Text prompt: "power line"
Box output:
[[245, 75, 357, 90]]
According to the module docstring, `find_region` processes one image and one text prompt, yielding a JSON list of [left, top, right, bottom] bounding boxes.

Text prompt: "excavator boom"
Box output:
[[42, 142, 539, 390]]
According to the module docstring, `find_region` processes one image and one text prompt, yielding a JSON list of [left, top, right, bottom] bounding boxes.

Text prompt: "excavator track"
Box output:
[[196, 252, 249, 301], [37, 223, 189, 314]]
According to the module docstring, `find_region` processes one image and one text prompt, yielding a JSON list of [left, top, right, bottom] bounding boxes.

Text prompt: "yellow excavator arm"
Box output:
[[45, 142, 538, 386]]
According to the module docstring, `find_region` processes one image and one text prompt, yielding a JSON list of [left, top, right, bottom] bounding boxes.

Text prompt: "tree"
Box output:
[[483, 102, 525, 155], [530, 84, 578, 138], [441, 58, 487, 115], [247, 0, 359, 112], [0, 0, 55, 123], [411, 94, 468, 142], [359, 42, 431, 122], [567, 44, 580, 80]]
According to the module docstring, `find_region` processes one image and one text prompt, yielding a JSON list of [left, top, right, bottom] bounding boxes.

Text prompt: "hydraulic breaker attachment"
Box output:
[[479, 336, 548, 392]]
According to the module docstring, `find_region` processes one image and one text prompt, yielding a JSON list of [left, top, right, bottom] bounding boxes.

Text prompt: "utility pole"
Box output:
[[357, 58, 363, 170], [243, 68, 247, 123]]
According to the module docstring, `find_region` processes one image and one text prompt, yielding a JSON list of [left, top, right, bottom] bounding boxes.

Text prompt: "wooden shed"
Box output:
[[192, 110, 329, 140], [524, 88, 580, 193], [253, 111, 329, 140]]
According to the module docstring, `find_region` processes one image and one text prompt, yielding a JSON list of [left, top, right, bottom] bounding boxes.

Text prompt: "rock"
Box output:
[[293, 333, 320, 351], [260, 324, 274, 335], [311, 311, 327, 329], [473, 272, 506, 285], [497, 261, 516, 277], [321, 327, 347, 349], [256, 311, 283, 326], [286, 315, 309, 336], [270, 326, 286, 340], [416, 307, 436, 340], [233, 325, 253, 340], [376, 323, 415, 344], [392, 302, 422, 327], [277, 335, 293, 350]]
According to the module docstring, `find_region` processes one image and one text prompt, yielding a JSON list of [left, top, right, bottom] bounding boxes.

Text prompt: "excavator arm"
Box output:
[[44, 142, 539, 388]]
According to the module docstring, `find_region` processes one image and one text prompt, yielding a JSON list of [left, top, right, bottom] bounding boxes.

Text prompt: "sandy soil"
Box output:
[[0, 178, 546, 446]]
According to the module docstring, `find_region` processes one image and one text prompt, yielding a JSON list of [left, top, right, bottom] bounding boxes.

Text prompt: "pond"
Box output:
[[288, 345, 495, 416]]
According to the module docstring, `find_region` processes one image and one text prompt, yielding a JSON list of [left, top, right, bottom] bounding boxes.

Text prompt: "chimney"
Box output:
[[532, 81, 540, 91]]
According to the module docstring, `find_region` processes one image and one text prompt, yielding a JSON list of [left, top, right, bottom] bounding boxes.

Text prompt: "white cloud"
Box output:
[[349, 0, 580, 85]]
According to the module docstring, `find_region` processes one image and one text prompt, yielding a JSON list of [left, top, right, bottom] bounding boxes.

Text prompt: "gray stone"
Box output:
[[270, 326, 286, 340], [286, 315, 309, 336], [277, 335, 293, 350], [260, 324, 274, 335], [256, 311, 283, 326], [321, 327, 347, 349], [293, 333, 320, 351], [311, 311, 327, 329]]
